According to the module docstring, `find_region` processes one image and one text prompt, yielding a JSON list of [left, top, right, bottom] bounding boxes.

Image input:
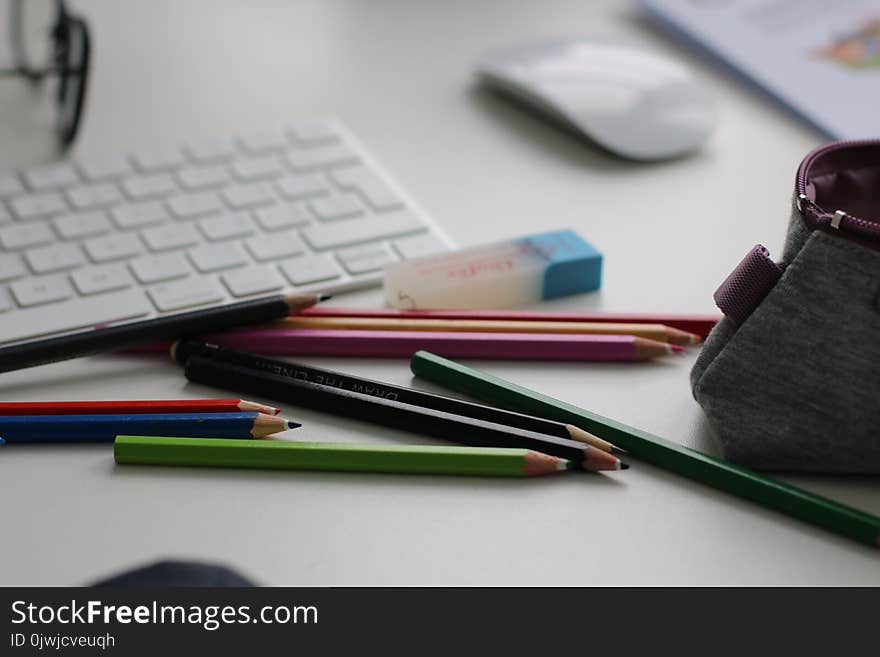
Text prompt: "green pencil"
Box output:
[[114, 435, 572, 477], [410, 350, 880, 548]]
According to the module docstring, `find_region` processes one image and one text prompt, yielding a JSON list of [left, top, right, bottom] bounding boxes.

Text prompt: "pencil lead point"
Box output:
[[287, 420, 302, 429], [318, 294, 333, 302], [669, 344, 684, 354], [619, 461, 630, 470]]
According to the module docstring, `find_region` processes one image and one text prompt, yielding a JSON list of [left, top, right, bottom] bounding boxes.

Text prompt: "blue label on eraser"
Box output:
[[525, 229, 603, 299]]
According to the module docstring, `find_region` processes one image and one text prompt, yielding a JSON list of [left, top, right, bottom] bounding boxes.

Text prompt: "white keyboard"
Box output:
[[0, 120, 453, 346]]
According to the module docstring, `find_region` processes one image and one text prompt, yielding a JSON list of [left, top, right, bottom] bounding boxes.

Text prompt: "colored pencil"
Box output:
[[198, 328, 682, 361], [172, 339, 625, 455], [183, 355, 626, 472], [0, 399, 280, 416], [302, 307, 721, 338], [0, 412, 297, 443], [266, 316, 701, 345], [114, 435, 572, 477], [410, 351, 880, 548], [0, 292, 329, 374]]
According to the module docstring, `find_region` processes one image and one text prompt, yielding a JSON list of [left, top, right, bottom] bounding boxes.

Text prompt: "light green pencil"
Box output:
[[114, 435, 572, 477]]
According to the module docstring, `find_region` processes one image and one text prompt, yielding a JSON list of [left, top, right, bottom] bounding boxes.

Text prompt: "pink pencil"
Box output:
[[300, 307, 720, 338], [199, 329, 682, 361]]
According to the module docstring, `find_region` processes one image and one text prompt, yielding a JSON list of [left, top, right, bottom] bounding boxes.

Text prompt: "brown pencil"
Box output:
[[265, 316, 701, 345]]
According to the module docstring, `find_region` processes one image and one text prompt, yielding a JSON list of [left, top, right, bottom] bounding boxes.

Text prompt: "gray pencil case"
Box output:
[[691, 139, 880, 473]]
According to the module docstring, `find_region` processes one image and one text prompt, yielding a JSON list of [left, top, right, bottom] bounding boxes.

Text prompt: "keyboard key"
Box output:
[[149, 278, 224, 312], [11, 274, 74, 307], [25, 243, 86, 274], [287, 122, 339, 145], [188, 243, 249, 273], [337, 242, 396, 274], [77, 154, 134, 181], [186, 138, 237, 162], [67, 182, 124, 210], [287, 143, 359, 170], [280, 254, 342, 286], [309, 193, 363, 221], [0, 253, 27, 282], [9, 192, 68, 221], [122, 174, 178, 200], [142, 224, 201, 252], [0, 222, 55, 250], [111, 201, 169, 229], [177, 165, 230, 190], [331, 166, 404, 211], [254, 203, 311, 231], [221, 182, 276, 209], [132, 145, 186, 171], [393, 232, 447, 259], [276, 174, 328, 199], [167, 191, 223, 219], [301, 209, 424, 250], [23, 162, 80, 191], [198, 212, 255, 241], [245, 232, 306, 261], [0, 175, 25, 199], [53, 211, 113, 240], [84, 233, 144, 262], [238, 130, 287, 154], [71, 263, 133, 295], [222, 266, 285, 297], [0, 288, 151, 345], [129, 253, 191, 284], [230, 155, 284, 181]]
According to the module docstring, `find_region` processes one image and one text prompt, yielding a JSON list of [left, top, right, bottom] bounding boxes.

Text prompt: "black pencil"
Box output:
[[182, 354, 627, 472], [0, 293, 328, 373], [172, 339, 625, 455]]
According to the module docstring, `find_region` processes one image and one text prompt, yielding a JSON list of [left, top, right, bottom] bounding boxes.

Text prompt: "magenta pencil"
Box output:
[[300, 307, 720, 337], [199, 329, 681, 361]]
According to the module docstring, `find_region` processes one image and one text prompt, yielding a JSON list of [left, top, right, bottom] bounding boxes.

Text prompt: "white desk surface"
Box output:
[[1, 0, 877, 586]]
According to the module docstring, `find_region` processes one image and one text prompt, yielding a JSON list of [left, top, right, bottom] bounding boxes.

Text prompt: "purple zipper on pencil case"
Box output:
[[691, 139, 880, 473]]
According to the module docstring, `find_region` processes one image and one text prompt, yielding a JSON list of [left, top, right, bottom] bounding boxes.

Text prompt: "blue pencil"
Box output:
[[0, 412, 298, 444]]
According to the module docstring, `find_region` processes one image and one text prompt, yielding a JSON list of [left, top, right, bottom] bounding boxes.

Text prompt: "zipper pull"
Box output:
[[714, 245, 785, 326]]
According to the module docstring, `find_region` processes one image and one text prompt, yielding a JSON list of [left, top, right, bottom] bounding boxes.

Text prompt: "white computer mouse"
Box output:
[[476, 37, 717, 161]]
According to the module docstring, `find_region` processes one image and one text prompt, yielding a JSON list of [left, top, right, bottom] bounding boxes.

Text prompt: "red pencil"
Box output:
[[0, 399, 281, 416], [300, 307, 720, 338]]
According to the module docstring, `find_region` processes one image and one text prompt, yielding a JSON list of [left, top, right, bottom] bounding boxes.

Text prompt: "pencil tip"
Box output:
[[318, 294, 333, 302], [619, 461, 630, 470], [287, 420, 302, 429], [610, 446, 628, 456], [668, 344, 684, 354]]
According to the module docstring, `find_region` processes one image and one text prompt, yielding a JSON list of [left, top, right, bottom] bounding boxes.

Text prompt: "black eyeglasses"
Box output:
[[0, 0, 90, 149]]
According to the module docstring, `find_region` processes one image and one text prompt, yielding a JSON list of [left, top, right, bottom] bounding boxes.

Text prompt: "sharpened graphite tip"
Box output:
[[287, 420, 302, 429], [619, 462, 630, 470], [318, 294, 333, 302]]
